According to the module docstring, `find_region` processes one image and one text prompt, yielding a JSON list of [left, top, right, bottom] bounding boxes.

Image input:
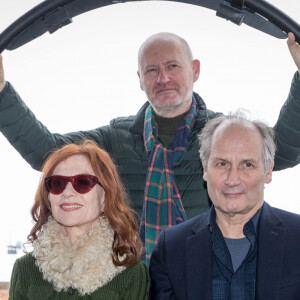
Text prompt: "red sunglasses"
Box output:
[[45, 174, 99, 195]]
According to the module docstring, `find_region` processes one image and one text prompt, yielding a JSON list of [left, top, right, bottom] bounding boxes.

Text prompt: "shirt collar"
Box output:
[[207, 202, 264, 235]]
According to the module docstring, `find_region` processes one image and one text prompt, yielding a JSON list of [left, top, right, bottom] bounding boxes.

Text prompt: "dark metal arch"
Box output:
[[0, 0, 299, 53]]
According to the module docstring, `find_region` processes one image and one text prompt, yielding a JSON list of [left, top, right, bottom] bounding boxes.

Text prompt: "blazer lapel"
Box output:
[[186, 215, 212, 300], [256, 203, 285, 300]]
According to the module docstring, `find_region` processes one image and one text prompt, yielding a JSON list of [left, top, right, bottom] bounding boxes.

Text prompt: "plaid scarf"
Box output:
[[140, 97, 199, 265]]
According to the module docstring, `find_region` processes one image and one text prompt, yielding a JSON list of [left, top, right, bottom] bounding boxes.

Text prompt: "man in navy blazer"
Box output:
[[149, 112, 300, 299]]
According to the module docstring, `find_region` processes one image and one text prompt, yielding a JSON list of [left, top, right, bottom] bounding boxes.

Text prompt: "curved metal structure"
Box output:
[[0, 0, 299, 53]]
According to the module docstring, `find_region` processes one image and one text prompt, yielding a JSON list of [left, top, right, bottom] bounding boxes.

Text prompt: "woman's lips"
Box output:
[[60, 203, 83, 211]]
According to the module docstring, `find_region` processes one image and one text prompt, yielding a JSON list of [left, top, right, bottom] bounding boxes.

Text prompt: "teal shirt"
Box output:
[[9, 253, 150, 299]]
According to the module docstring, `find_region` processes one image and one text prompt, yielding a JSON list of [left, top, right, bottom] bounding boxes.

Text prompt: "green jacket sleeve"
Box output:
[[0, 82, 112, 171], [9, 258, 26, 300], [273, 72, 300, 171], [124, 261, 150, 300]]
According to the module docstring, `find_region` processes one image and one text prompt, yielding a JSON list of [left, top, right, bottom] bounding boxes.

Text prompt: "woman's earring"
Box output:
[[100, 211, 106, 219]]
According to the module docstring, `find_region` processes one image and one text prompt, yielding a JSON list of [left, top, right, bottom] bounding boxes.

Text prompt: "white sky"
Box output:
[[0, 0, 299, 281]]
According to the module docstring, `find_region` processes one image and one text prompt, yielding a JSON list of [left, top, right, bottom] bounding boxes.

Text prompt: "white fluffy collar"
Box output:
[[33, 217, 125, 295]]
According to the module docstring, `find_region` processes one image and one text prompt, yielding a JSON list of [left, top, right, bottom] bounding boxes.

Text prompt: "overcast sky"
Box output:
[[0, 0, 299, 281]]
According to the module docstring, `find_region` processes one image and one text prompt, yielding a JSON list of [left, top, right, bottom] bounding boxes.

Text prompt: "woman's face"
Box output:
[[48, 154, 105, 241]]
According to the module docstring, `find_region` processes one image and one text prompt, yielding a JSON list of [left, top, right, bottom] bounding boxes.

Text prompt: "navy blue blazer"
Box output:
[[149, 202, 300, 300]]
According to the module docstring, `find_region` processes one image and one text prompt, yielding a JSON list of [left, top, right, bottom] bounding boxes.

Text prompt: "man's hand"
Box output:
[[287, 32, 300, 77], [0, 54, 6, 92]]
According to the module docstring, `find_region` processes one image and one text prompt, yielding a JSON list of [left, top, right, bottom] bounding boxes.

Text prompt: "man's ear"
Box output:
[[265, 160, 274, 184], [192, 59, 200, 82], [137, 71, 144, 91], [202, 161, 207, 182]]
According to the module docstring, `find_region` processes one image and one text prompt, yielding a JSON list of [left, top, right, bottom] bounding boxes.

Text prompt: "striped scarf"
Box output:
[[139, 97, 199, 265]]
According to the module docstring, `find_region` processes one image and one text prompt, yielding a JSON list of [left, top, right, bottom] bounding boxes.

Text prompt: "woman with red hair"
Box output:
[[9, 140, 149, 299]]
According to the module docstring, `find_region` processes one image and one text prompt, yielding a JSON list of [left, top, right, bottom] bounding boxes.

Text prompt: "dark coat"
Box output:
[[149, 202, 300, 300]]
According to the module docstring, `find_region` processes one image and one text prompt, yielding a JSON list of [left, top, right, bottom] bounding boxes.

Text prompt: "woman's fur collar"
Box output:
[[33, 217, 125, 295]]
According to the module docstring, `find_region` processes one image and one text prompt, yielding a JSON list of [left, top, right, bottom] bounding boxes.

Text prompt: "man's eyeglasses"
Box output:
[[45, 174, 99, 195]]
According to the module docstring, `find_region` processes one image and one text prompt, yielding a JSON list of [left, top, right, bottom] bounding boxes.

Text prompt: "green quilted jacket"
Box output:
[[1, 74, 300, 219]]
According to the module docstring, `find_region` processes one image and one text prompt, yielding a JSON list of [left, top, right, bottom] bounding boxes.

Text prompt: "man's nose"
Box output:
[[225, 168, 241, 187], [157, 69, 170, 84]]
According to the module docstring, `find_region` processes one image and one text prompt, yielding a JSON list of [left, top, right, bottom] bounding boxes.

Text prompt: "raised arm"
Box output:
[[287, 32, 300, 76], [0, 54, 110, 171], [273, 33, 300, 171]]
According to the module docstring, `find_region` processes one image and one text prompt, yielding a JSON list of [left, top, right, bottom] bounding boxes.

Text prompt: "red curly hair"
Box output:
[[28, 140, 142, 267]]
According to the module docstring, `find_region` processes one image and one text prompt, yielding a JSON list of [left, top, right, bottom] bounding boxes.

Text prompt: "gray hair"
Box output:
[[198, 111, 276, 172]]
